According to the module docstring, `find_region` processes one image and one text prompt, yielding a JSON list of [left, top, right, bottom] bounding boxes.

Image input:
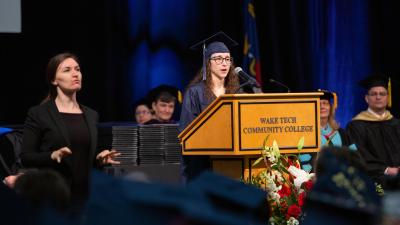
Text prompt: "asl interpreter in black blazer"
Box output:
[[20, 53, 120, 205]]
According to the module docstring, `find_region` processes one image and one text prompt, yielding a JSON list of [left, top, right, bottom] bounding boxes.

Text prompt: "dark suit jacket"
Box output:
[[20, 100, 99, 181]]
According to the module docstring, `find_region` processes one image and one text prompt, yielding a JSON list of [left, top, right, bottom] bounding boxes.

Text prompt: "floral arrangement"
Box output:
[[247, 136, 314, 225]]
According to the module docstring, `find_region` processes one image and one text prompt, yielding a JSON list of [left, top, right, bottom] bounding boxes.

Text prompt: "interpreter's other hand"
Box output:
[[386, 167, 399, 176], [51, 147, 72, 163], [96, 149, 121, 165], [3, 175, 21, 188]]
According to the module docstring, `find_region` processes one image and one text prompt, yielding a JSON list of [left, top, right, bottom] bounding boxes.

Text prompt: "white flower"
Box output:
[[287, 217, 299, 225], [263, 141, 281, 164], [269, 217, 276, 225], [271, 170, 284, 183], [288, 166, 314, 189], [268, 154, 276, 163]]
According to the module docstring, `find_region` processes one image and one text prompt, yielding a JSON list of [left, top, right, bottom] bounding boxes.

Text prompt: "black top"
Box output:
[[60, 113, 91, 203], [347, 118, 400, 185], [21, 100, 99, 205]]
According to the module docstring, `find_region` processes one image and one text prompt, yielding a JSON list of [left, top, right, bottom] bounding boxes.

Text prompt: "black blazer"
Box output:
[[20, 100, 99, 177]]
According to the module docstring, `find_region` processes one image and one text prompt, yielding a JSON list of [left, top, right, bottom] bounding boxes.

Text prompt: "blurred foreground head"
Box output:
[[14, 169, 70, 212]]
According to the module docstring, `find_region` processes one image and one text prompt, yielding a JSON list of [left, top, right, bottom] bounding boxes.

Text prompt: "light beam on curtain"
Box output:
[[309, 0, 371, 127]]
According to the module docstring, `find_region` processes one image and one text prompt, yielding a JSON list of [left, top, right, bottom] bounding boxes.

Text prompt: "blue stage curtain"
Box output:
[[128, 0, 200, 105], [308, 0, 372, 126]]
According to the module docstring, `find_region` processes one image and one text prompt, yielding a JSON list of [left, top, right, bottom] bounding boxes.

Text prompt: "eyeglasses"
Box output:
[[210, 56, 233, 65], [368, 92, 388, 97]]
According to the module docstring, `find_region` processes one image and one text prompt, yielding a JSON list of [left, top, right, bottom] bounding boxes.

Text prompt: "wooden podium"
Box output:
[[178, 93, 322, 180]]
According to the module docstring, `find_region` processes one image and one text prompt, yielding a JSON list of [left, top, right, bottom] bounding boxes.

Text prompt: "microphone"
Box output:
[[234, 67, 260, 88], [269, 78, 291, 93]]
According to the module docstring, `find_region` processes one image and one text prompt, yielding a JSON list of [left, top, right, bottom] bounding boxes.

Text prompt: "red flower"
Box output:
[[302, 180, 314, 191], [298, 192, 306, 207], [278, 185, 291, 197], [287, 157, 300, 168], [280, 200, 288, 210], [286, 204, 302, 219]]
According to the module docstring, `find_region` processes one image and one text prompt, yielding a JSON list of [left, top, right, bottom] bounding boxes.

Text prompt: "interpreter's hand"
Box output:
[[3, 174, 21, 188], [385, 167, 399, 176], [51, 147, 72, 163], [96, 149, 121, 165]]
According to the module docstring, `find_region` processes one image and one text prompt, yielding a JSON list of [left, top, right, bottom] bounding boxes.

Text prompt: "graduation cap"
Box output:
[[190, 31, 238, 80], [147, 85, 182, 104], [359, 74, 392, 107], [86, 170, 266, 225], [318, 89, 338, 110], [187, 171, 270, 224], [302, 149, 381, 225]]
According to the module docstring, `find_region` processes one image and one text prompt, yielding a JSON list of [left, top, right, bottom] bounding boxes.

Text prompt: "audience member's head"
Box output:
[[147, 85, 181, 123], [359, 73, 390, 113], [318, 89, 339, 130], [303, 146, 381, 225], [13, 169, 71, 212], [132, 98, 153, 124], [152, 91, 176, 122], [315, 146, 367, 179]]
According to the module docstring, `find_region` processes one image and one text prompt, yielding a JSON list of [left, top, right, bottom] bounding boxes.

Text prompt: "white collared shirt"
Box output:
[[367, 108, 387, 119]]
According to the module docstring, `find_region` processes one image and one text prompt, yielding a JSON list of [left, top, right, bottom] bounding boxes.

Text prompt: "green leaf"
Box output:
[[262, 135, 270, 149], [271, 164, 280, 170], [252, 156, 264, 166], [297, 136, 305, 150], [280, 165, 290, 174]]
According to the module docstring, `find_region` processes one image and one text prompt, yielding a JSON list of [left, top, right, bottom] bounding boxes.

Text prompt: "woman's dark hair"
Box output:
[[42, 52, 79, 103], [188, 60, 239, 101]]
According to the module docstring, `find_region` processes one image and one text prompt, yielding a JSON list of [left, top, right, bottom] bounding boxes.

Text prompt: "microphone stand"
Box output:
[[235, 79, 262, 94], [269, 79, 291, 93]]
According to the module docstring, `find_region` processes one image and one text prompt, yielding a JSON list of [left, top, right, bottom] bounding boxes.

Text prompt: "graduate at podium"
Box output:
[[179, 31, 240, 182]]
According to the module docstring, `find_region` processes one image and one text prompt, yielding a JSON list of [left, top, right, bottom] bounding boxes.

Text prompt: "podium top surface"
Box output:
[[221, 92, 323, 98]]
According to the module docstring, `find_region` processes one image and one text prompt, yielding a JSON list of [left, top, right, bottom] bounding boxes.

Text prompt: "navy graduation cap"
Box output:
[[146, 84, 182, 104], [318, 89, 338, 110], [187, 171, 270, 224], [303, 149, 381, 225], [190, 31, 238, 80], [358, 73, 389, 90]]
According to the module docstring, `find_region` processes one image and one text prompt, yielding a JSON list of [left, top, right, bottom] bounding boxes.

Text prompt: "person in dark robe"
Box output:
[[144, 85, 182, 125], [179, 31, 240, 183], [346, 74, 400, 186]]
